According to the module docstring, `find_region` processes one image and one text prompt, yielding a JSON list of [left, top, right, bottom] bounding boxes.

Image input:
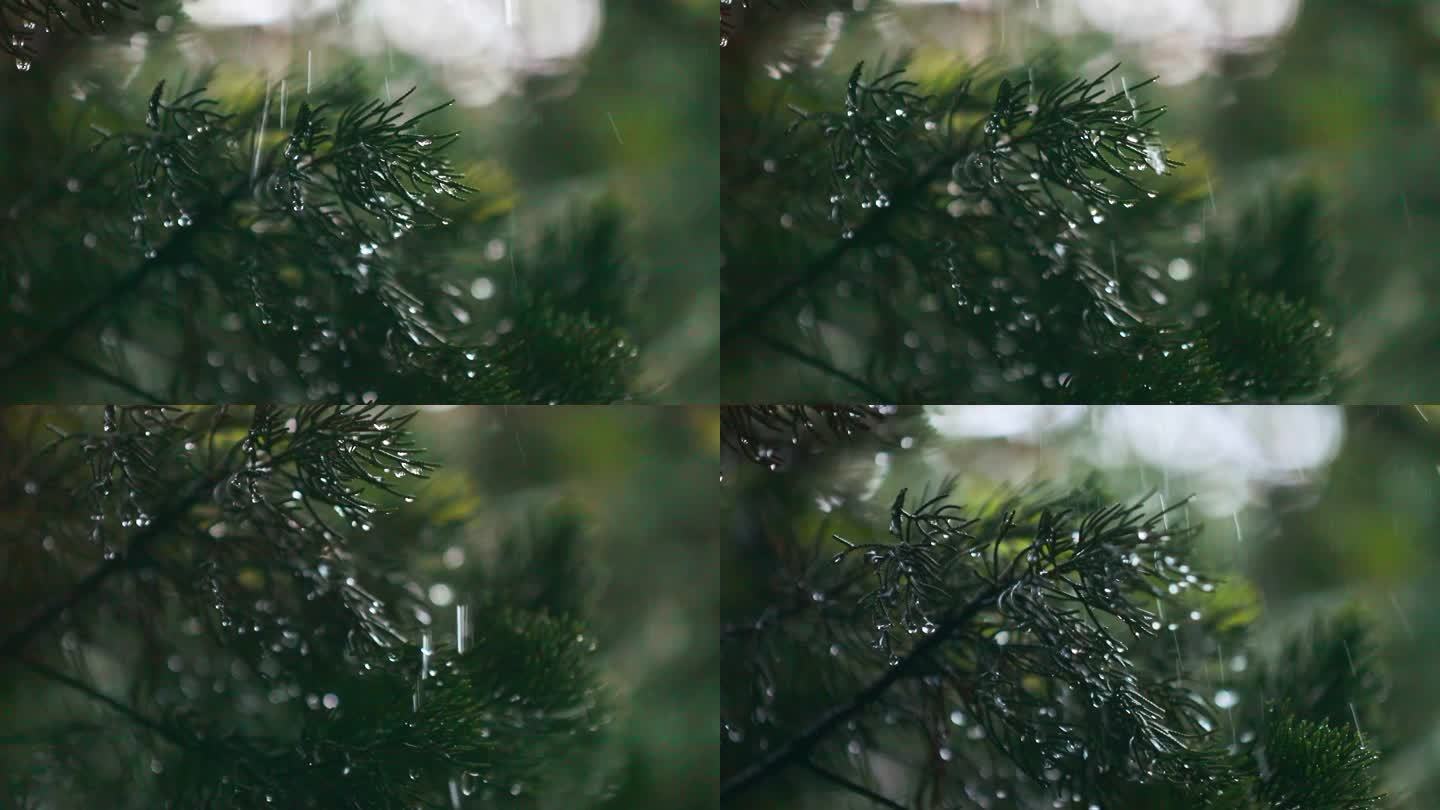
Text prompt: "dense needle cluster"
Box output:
[[720, 404, 894, 470], [1, 75, 637, 402], [0, 0, 152, 70], [723, 12, 1338, 402], [722, 417, 1386, 809], [0, 405, 608, 808]]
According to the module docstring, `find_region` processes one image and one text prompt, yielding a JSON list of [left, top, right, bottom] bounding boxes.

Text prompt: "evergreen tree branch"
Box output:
[[725, 485, 1220, 806], [724, 157, 946, 338], [1251, 712, 1384, 809], [0, 0, 142, 68], [0, 475, 213, 660], [1, 404, 614, 806], [721, 404, 890, 470], [725, 49, 1339, 400], [722, 584, 997, 800], [0, 188, 240, 379], [3, 78, 638, 401]]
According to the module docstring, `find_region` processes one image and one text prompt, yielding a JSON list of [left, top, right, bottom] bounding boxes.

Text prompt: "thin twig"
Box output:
[[0, 477, 215, 661], [751, 333, 893, 400], [57, 351, 165, 404], [0, 186, 243, 378], [722, 158, 946, 339], [20, 658, 191, 748], [721, 584, 999, 800], [803, 759, 908, 810]]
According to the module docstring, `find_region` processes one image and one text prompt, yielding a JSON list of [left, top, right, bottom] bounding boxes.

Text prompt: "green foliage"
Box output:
[[720, 405, 892, 470], [722, 422, 1389, 809], [1252, 713, 1383, 810], [723, 40, 1339, 401], [724, 483, 1219, 804], [1245, 609, 1387, 750], [160, 615, 604, 809], [0, 405, 608, 808], [0, 75, 636, 402], [1, 0, 173, 70]]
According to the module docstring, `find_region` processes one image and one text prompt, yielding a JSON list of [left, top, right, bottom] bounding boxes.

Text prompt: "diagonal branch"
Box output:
[[0, 186, 243, 378], [0, 476, 217, 662], [722, 159, 947, 339], [720, 583, 1000, 800], [803, 759, 908, 809], [750, 333, 894, 400], [20, 658, 191, 749]]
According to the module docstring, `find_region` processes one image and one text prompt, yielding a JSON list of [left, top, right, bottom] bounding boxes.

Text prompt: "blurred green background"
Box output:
[[408, 403, 717, 807], [408, 405, 718, 808], [725, 0, 1440, 400], [0, 0, 717, 400], [722, 404, 1440, 807]]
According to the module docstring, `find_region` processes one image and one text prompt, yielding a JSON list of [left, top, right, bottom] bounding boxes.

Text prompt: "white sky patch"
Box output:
[[926, 405, 1086, 439], [185, 0, 339, 27], [182, 0, 602, 106], [858, 451, 892, 501], [887, 0, 1300, 85], [1093, 406, 1343, 480], [924, 406, 1343, 515]]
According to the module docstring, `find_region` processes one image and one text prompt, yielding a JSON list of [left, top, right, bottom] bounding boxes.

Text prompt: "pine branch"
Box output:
[[0, 0, 142, 69], [19, 658, 191, 748], [721, 404, 890, 470], [801, 759, 908, 809], [1, 404, 612, 807], [1252, 713, 1384, 809], [160, 613, 607, 808], [724, 485, 1217, 804], [0, 182, 245, 382], [723, 155, 946, 338], [724, 50, 1340, 401], [0, 473, 213, 660], [1, 405, 429, 663], [2, 79, 638, 401], [722, 580, 999, 799]]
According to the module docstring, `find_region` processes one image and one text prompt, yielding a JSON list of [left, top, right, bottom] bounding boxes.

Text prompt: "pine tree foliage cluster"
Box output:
[[0, 0, 152, 70], [721, 404, 894, 471], [0, 405, 609, 808], [722, 1, 1338, 403], [0, 4, 638, 403], [722, 408, 1387, 809]]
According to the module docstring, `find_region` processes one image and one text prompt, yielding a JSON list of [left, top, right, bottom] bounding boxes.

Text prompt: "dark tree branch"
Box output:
[[802, 759, 909, 809], [721, 584, 999, 800], [0, 188, 239, 378], [723, 159, 946, 338], [0, 476, 215, 661], [57, 351, 165, 404], [19, 658, 191, 748], [751, 333, 894, 400]]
